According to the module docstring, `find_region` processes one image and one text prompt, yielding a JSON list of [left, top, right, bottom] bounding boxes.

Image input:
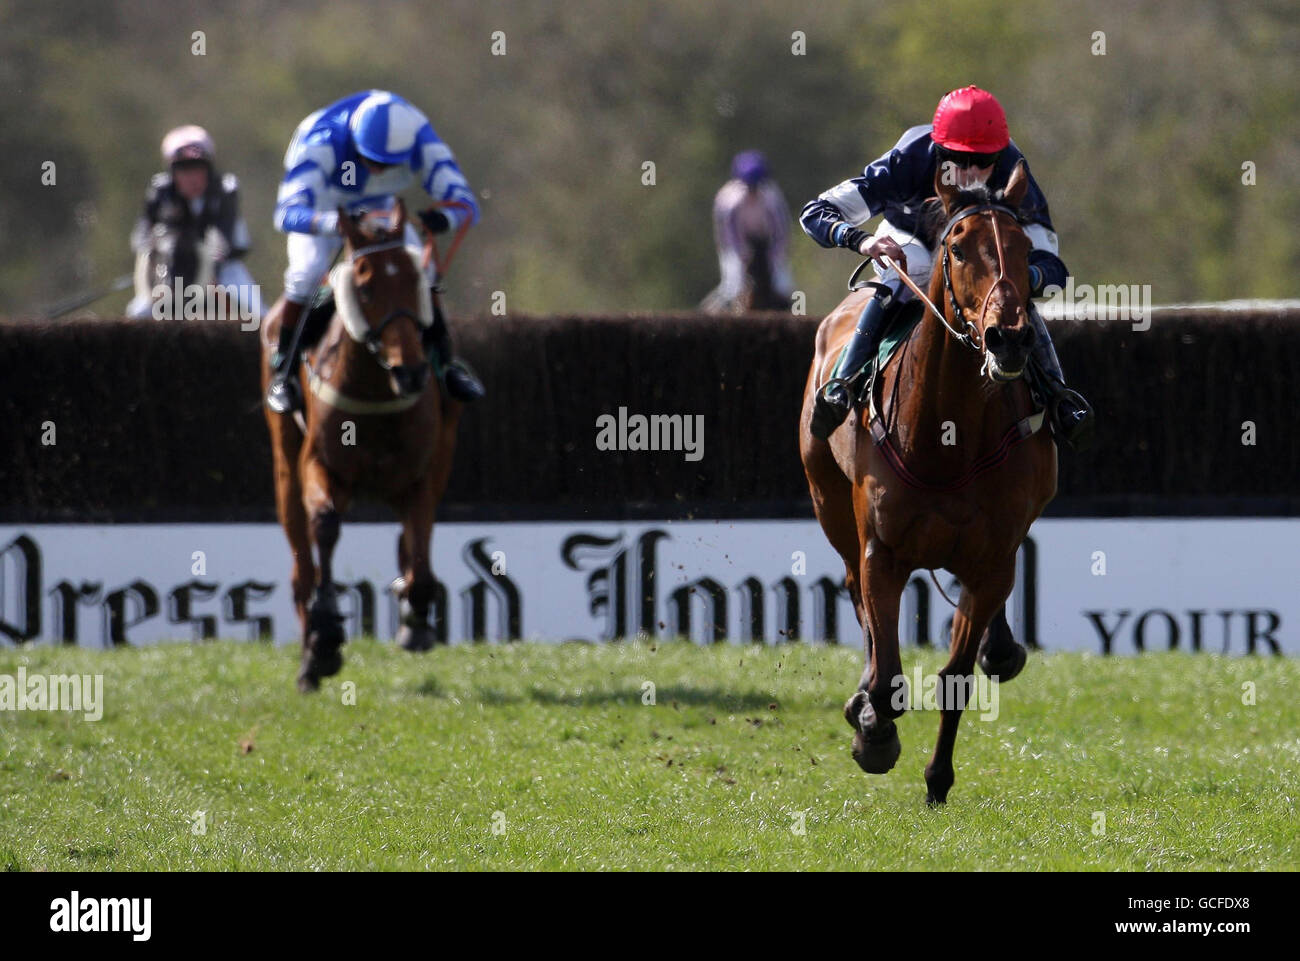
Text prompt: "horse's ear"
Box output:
[[934, 160, 961, 215], [1003, 160, 1029, 212], [394, 198, 407, 232]]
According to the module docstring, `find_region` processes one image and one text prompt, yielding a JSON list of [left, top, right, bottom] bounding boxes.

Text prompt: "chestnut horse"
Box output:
[[701, 236, 792, 313], [261, 202, 460, 692], [799, 162, 1057, 803]]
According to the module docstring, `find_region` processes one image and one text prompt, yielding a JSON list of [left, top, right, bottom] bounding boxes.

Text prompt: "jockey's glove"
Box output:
[[204, 229, 231, 264], [1028, 264, 1044, 297], [311, 210, 341, 235], [419, 208, 451, 235], [831, 222, 871, 254]]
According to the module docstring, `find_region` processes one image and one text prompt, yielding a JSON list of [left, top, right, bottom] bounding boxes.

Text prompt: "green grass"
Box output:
[[1, 641, 1296, 871]]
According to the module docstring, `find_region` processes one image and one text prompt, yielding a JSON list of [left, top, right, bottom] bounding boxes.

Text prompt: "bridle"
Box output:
[[880, 202, 1024, 353], [346, 239, 424, 373]]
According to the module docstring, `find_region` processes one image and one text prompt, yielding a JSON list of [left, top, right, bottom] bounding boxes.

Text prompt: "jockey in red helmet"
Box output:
[[800, 86, 1093, 447]]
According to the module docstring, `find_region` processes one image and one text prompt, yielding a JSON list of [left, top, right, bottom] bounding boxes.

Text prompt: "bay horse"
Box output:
[[739, 236, 792, 311], [799, 161, 1057, 803], [701, 235, 792, 314], [135, 223, 234, 319], [261, 201, 460, 692]]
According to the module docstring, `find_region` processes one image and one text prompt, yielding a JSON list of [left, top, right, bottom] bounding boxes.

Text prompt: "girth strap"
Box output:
[[306, 369, 423, 414], [866, 368, 1045, 493]]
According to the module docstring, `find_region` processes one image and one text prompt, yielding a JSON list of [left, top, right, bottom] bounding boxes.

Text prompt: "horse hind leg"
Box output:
[[977, 602, 1027, 682], [846, 537, 909, 776]]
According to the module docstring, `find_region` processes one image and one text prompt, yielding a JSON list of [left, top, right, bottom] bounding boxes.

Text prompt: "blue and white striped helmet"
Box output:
[[349, 91, 423, 165]]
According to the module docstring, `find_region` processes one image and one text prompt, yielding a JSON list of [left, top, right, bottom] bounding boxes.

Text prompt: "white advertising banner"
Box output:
[[0, 520, 1293, 654]]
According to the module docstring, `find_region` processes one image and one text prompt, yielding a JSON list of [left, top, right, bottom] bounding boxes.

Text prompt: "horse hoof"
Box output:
[[301, 633, 344, 682], [396, 622, 436, 652], [312, 646, 344, 678], [924, 763, 954, 804], [843, 690, 870, 730], [851, 721, 901, 774], [978, 641, 1027, 682], [296, 670, 320, 694]]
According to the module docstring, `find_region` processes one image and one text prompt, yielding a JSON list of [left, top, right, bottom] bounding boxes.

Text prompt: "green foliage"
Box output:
[[1, 641, 1297, 870], [2, 0, 1297, 316]]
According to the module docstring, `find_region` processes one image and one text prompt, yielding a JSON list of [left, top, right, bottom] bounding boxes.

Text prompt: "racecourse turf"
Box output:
[[1, 640, 1296, 871]]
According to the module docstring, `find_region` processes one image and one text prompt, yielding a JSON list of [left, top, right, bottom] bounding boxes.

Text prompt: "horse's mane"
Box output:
[[917, 183, 1032, 248]]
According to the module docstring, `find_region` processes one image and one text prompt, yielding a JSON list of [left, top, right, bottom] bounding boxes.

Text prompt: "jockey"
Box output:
[[710, 150, 795, 304], [800, 86, 1093, 446], [127, 125, 261, 320], [265, 90, 483, 414]]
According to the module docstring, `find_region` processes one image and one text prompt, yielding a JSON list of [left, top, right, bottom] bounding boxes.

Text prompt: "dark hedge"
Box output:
[[1, 308, 1296, 522]]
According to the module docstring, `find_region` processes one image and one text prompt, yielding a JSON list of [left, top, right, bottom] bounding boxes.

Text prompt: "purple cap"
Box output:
[[732, 150, 768, 186]]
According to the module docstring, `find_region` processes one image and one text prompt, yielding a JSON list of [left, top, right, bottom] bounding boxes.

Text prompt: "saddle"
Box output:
[[847, 297, 925, 408]]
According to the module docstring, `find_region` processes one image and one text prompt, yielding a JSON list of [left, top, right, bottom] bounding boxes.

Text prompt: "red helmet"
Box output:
[[931, 86, 1009, 153]]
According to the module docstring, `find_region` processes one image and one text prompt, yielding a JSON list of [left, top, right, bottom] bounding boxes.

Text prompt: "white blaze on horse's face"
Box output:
[[954, 164, 995, 189]]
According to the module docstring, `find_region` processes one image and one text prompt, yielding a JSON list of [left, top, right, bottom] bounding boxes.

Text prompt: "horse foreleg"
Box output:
[[394, 471, 438, 653], [924, 571, 1014, 805], [844, 533, 910, 776], [297, 455, 349, 691], [429, 397, 461, 503], [264, 334, 316, 659]]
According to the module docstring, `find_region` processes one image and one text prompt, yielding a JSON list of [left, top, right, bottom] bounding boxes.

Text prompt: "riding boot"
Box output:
[[265, 298, 308, 414], [423, 293, 485, 402], [1026, 305, 1095, 451], [810, 285, 892, 441]]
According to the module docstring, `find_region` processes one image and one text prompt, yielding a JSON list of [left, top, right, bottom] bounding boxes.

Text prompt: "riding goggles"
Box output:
[[935, 146, 1002, 170]]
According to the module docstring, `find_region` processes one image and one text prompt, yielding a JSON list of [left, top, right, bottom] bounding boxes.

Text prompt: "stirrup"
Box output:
[[1028, 360, 1094, 451], [1053, 387, 1095, 451], [266, 370, 303, 414], [442, 359, 485, 402], [819, 375, 854, 404]]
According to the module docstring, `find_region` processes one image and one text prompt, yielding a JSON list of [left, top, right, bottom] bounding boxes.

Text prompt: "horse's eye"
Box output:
[[950, 244, 965, 264]]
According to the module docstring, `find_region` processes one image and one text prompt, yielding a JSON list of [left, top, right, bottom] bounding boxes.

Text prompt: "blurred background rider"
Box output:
[[702, 150, 795, 313], [126, 125, 261, 320]]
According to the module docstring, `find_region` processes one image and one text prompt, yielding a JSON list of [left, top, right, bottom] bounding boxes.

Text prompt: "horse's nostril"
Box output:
[[392, 365, 429, 394], [984, 326, 1004, 350]]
